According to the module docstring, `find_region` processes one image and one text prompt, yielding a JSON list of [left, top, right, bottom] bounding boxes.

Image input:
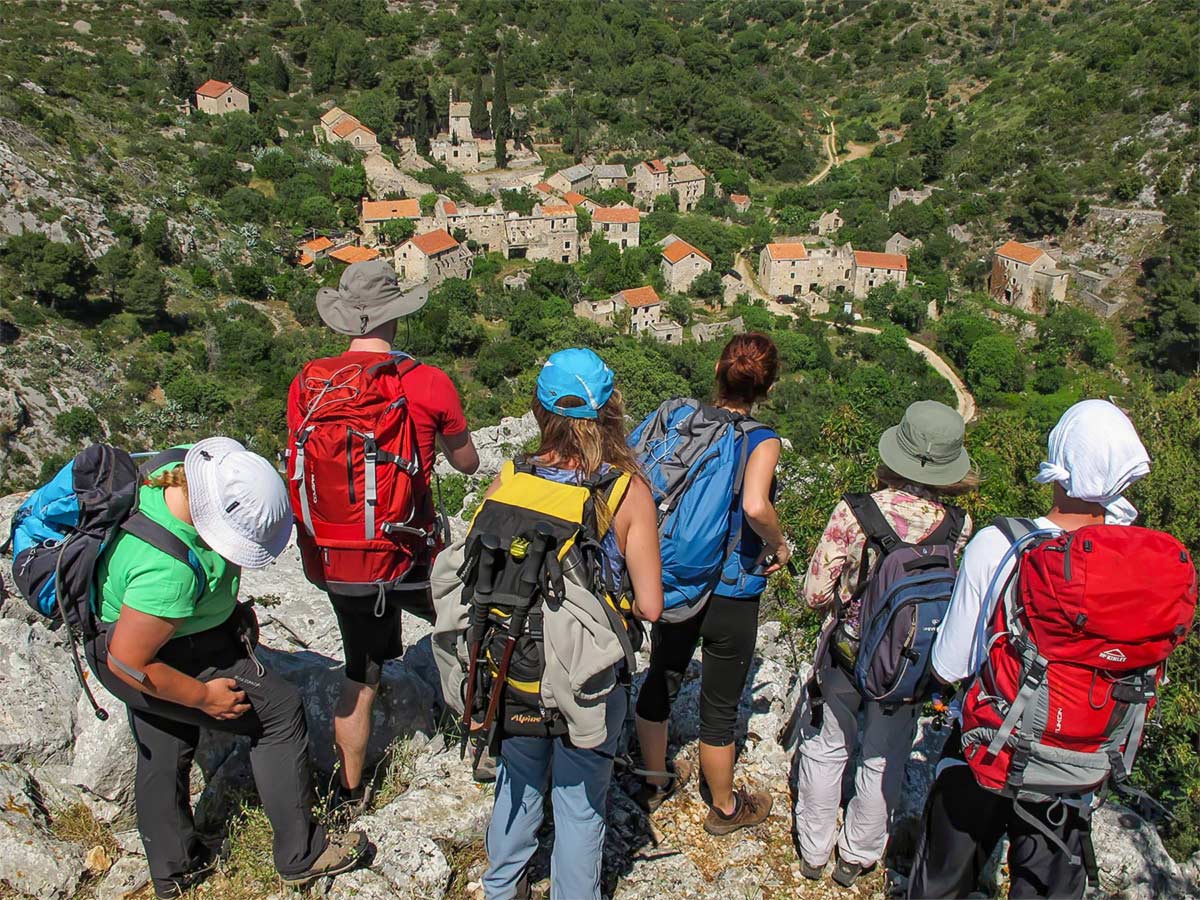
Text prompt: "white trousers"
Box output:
[[793, 659, 919, 867]]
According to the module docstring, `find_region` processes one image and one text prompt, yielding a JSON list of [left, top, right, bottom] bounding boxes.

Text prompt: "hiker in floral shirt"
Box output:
[[793, 401, 977, 888]]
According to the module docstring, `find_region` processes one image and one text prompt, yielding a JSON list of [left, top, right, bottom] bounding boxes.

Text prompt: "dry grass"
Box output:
[[442, 838, 488, 898], [371, 736, 420, 809]]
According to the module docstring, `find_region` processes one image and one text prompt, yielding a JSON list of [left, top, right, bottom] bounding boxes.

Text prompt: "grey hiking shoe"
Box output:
[[800, 858, 826, 880], [831, 857, 876, 887], [636, 758, 694, 813], [280, 830, 369, 887], [703, 786, 773, 836]]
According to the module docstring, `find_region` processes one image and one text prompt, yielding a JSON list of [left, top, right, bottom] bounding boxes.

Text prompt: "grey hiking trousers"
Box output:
[[88, 618, 326, 893], [794, 658, 919, 868]]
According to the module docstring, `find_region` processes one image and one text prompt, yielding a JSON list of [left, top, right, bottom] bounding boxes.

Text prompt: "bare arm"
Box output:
[[106, 606, 250, 720], [742, 438, 790, 575], [616, 477, 664, 622], [439, 429, 480, 475]]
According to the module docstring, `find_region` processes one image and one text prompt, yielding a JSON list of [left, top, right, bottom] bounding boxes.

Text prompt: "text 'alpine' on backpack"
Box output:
[[960, 519, 1197, 862], [629, 399, 766, 623], [456, 459, 639, 767], [840, 492, 965, 707], [8, 445, 204, 720], [286, 351, 437, 596]]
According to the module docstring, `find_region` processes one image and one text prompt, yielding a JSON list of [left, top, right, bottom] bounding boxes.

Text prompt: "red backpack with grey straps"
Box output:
[[960, 519, 1196, 864], [286, 351, 439, 600]]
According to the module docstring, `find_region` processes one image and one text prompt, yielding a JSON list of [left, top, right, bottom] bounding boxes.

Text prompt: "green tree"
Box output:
[[690, 269, 721, 300], [419, 193, 438, 216], [299, 195, 338, 229], [1014, 166, 1074, 237], [378, 219, 416, 244], [492, 49, 510, 169], [231, 264, 267, 299], [95, 243, 136, 303], [667, 294, 693, 324], [414, 89, 434, 156], [330, 163, 367, 202], [966, 334, 1025, 399], [140, 213, 175, 264], [0, 233, 93, 312], [265, 51, 289, 92], [168, 54, 192, 101], [54, 407, 101, 444], [210, 43, 245, 89], [122, 264, 168, 325], [469, 73, 489, 136]]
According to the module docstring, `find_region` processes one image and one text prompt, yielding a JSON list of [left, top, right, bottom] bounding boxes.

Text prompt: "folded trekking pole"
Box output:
[[475, 525, 556, 767], [461, 535, 501, 759]]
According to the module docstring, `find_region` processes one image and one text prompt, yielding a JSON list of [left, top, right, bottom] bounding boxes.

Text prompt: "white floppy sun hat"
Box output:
[[184, 437, 292, 569]]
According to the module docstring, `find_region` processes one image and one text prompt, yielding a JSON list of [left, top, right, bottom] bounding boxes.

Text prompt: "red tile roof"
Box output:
[[195, 79, 236, 98], [328, 246, 381, 264], [298, 236, 334, 253], [409, 228, 460, 256], [766, 242, 807, 261], [442, 200, 459, 215], [332, 118, 374, 138], [995, 240, 1044, 265], [644, 159, 667, 174], [534, 182, 555, 194], [593, 205, 641, 224], [661, 239, 711, 265], [297, 253, 315, 267], [619, 285, 661, 308], [854, 250, 908, 271], [539, 204, 576, 216], [563, 191, 587, 207], [730, 194, 750, 204], [361, 199, 421, 221]]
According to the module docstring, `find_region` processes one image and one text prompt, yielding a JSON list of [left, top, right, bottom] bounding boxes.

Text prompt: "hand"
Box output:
[[763, 542, 792, 576], [200, 678, 250, 720]]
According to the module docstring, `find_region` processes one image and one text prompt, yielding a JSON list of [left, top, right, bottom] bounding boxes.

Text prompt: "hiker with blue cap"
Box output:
[[454, 348, 663, 900]]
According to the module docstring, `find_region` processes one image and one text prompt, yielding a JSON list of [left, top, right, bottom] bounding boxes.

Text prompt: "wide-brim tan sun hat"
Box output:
[[877, 400, 972, 487], [184, 437, 292, 569], [315, 258, 429, 335]]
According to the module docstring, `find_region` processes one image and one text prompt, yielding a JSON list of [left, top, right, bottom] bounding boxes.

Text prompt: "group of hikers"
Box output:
[[8, 258, 1196, 900]]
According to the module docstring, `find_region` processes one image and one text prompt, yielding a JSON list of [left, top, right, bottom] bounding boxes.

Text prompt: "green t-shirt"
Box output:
[[98, 461, 239, 637]]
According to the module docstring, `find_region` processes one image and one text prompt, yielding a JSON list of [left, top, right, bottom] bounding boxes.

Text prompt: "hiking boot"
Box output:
[[153, 845, 218, 898], [800, 858, 826, 880], [635, 758, 694, 813], [702, 787, 773, 836], [327, 780, 374, 822], [280, 830, 369, 887], [831, 858, 876, 887]]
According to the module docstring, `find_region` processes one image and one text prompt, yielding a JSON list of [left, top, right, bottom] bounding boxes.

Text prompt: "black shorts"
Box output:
[[328, 566, 434, 686]]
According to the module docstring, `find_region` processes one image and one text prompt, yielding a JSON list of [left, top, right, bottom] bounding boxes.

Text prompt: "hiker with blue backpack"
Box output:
[[632, 333, 788, 835], [793, 400, 976, 887], [9, 440, 367, 897]]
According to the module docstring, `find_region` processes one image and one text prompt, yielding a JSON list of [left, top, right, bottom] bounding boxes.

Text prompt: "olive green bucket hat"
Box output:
[[878, 400, 971, 487]]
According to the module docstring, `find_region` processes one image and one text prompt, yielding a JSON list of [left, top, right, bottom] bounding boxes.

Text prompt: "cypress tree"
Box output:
[[469, 74, 489, 136], [414, 89, 433, 156], [492, 49, 510, 169], [168, 54, 192, 101]]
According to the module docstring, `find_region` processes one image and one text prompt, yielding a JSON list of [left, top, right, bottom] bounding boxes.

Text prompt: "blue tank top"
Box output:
[[718, 426, 780, 599], [532, 463, 626, 587]]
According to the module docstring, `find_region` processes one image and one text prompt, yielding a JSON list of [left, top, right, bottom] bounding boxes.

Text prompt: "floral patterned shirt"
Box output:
[[802, 486, 973, 631]]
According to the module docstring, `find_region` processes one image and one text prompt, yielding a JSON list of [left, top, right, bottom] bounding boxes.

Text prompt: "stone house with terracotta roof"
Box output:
[[315, 107, 379, 151], [989, 240, 1069, 312], [547, 164, 595, 196], [758, 241, 855, 313], [852, 250, 908, 297], [360, 198, 422, 242], [328, 245, 381, 265], [394, 228, 472, 287], [591, 204, 641, 249], [194, 80, 249, 116], [730, 194, 751, 214], [633, 159, 670, 205], [660, 239, 712, 293]]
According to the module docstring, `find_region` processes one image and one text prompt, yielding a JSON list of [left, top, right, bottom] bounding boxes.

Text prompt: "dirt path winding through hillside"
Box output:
[[807, 114, 839, 186], [730, 254, 977, 422]]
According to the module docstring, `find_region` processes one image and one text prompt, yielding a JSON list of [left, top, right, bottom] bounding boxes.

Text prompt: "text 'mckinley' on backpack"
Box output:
[[825, 492, 965, 708], [629, 398, 767, 623], [432, 458, 640, 772], [7, 444, 204, 720], [286, 350, 439, 597], [960, 518, 1197, 866]]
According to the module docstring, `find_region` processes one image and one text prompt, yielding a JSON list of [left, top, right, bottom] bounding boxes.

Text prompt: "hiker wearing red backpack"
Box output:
[[793, 400, 976, 887], [909, 400, 1198, 899], [287, 260, 479, 814]]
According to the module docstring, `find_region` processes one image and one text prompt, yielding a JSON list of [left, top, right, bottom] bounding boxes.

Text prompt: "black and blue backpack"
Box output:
[[8, 444, 202, 719]]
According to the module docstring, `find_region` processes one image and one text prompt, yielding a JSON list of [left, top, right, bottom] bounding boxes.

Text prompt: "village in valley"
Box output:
[[193, 74, 1113, 348]]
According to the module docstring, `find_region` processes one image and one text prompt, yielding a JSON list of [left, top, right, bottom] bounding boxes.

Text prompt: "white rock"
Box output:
[[66, 673, 136, 814], [356, 803, 451, 897], [0, 763, 85, 898], [96, 855, 150, 900], [0, 619, 81, 764], [1090, 804, 1191, 898]]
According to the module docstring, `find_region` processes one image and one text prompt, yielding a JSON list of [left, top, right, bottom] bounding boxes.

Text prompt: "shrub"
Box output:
[[54, 407, 100, 443]]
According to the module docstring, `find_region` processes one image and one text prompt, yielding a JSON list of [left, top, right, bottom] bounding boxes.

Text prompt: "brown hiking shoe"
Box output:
[[280, 830, 369, 887], [636, 758, 694, 813], [703, 787, 773, 836]]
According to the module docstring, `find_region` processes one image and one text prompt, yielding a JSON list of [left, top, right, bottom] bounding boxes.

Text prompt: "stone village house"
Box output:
[[989, 239, 1069, 313], [547, 164, 596, 196], [394, 228, 472, 288], [315, 107, 379, 152], [660, 238, 713, 293], [194, 80, 249, 116], [360, 199, 421, 243], [591, 204, 641, 249]]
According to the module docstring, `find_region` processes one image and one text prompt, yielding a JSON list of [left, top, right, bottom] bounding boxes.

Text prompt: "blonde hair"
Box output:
[[875, 463, 980, 497], [530, 388, 645, 535], [145, 466, 188, 493]]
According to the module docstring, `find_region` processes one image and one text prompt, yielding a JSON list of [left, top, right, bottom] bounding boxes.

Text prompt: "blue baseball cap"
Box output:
[[536, 349, 614, 419]]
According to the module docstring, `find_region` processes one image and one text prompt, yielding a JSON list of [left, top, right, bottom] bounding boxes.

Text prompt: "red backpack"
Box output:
[[286, 352, 439, 595], [961, 520, 1197, 810]]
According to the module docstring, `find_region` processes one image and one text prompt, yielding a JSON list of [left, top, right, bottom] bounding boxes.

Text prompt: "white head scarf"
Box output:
[[1035, 399, 1150, 525]]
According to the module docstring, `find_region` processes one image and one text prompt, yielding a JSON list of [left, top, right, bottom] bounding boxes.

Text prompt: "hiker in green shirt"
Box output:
[[86, 438, 368, 898]]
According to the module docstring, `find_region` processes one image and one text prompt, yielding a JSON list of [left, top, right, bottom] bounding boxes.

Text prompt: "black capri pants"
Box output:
[[636, 593, 760, 747]]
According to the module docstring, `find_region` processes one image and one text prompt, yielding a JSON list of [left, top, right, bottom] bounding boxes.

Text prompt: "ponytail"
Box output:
[[145, 466, 188, 493]]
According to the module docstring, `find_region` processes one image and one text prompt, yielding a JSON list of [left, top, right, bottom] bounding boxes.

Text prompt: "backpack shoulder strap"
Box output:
[[920, 503, 966, 548], [120, 513, 205, 601], [993, 516, 1039, 545], [366, 351, 422, 378], [843, 492, 902, 553], [138, 447, 188, 478]]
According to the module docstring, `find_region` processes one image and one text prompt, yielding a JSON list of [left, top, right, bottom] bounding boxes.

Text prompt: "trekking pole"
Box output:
[[475, 525, 556, 764], [460, 536, 501, 758]]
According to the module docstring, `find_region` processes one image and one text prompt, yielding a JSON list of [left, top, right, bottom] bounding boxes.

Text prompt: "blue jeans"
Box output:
[[483, 690, 626, 900]]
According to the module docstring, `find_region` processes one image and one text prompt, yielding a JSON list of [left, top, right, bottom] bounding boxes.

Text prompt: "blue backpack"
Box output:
[[629, 399, 766, 623], [839, 492, 964, 707], [8, 444, 201, 719]]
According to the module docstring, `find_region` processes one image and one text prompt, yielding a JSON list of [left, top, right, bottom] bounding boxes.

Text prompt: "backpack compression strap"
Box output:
[[844, 492, 903, 554], [120, 513, 206, 603]]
